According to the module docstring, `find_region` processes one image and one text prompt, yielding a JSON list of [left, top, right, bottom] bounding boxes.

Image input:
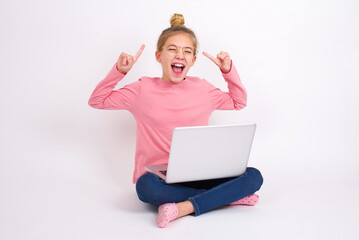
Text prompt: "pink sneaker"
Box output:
[[229, 194, 259, 206], [156, 203, 179, 228]]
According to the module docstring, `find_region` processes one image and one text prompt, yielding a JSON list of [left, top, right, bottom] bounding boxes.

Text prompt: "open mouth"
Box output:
[[171, 64, 185, 74]]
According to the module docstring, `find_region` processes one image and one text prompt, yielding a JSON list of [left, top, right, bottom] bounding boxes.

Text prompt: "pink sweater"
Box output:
[[88, 63, 247, 183]]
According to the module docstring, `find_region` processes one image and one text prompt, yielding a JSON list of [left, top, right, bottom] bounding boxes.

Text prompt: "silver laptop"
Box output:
[[145, 124, 256, 183]]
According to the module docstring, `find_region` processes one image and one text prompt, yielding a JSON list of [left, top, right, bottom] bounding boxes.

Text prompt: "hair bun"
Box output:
[[170, 13, 185, 27]]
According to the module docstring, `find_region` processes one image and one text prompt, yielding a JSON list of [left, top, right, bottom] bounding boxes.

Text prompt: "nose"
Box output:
[[175, 50, 185, 59]]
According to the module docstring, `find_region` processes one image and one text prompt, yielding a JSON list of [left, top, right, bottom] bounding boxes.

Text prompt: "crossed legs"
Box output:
[[136, 167, 263, 227]]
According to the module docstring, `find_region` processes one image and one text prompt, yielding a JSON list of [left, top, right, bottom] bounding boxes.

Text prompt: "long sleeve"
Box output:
[[88, 62, 247, 183], [88, 64, 141, 110], [208, 63, 247, 110]]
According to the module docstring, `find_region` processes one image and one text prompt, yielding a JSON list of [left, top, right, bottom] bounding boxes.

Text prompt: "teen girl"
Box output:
[[89, 13, 263, 228]]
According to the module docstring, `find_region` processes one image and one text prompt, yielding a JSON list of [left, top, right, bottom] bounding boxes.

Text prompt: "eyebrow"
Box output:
[[167, 44, 194, 49]]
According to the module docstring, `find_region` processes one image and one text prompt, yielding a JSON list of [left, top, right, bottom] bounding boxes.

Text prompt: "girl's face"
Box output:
[[156, 33, 197, 83]]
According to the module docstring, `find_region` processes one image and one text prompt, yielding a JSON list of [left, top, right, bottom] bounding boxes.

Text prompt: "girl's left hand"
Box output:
[[203, 51, 232, 73]]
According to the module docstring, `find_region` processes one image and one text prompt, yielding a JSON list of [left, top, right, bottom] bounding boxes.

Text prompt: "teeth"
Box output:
[[173, 64, 184, 68]]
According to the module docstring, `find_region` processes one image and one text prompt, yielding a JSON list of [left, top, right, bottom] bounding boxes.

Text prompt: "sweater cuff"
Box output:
[[112, 63, 127, 78]]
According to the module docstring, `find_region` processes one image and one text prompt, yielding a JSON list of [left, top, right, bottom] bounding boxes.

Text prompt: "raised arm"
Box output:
[[203, 51, 247, 110], [88, 45, 145, 110]]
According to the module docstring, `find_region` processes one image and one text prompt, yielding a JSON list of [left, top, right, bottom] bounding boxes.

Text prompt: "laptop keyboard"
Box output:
[[159, 170, 167, 176]]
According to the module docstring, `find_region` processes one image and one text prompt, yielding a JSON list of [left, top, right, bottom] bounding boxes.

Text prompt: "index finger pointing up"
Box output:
[[202, 51, 220, 66], [134, 44, 145, 61]]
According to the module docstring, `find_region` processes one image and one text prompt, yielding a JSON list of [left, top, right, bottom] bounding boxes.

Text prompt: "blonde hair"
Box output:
[[157, 13, 198, 55]]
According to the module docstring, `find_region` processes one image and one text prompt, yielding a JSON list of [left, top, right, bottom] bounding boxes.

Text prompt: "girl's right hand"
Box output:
[[116, 44, 145, 74]]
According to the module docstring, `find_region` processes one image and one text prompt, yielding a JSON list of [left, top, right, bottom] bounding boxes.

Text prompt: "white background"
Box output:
[[1, 0, 358, 239]]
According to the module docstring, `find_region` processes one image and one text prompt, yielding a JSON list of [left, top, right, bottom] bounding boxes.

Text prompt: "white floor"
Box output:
[[1, 165, 358, 240]]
